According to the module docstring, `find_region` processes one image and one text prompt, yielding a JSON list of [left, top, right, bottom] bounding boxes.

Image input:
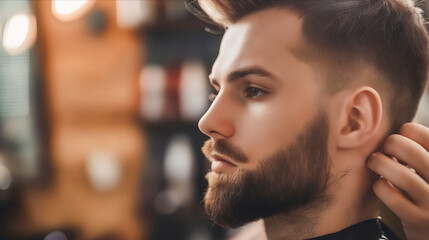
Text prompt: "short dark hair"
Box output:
[[188, 0, 429, 133]]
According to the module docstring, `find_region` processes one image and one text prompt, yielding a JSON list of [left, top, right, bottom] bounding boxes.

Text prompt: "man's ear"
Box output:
[[335, 87, 383, 149]]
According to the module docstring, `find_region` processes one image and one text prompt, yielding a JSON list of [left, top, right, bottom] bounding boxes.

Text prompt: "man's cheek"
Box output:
[[237, 119, 289, 159]]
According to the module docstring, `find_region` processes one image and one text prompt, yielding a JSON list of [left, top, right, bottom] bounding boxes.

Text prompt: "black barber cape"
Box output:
[[307, 218, 401, 240]]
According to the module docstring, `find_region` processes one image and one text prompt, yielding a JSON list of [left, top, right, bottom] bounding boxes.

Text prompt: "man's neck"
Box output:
[[263, 166, 379, 240], [263, 194, 330, 239]]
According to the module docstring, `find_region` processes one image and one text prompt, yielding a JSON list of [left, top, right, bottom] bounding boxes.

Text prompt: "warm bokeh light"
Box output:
[[4, 15, 29, 50], [86, 151, 122, 192], [51, 0, 94, 22], [2, 14, 37, 56], [116, 0, 157, 28]]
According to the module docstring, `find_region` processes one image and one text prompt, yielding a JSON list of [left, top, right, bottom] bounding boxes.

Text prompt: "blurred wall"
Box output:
[[6, 1, 146, 239]]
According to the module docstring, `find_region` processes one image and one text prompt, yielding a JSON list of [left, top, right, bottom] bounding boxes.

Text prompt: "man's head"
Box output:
[[195, 0, 429, 229]]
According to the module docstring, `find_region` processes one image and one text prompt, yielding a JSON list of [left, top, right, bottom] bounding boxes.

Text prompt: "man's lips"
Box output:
[[209, 153, 237, 173]]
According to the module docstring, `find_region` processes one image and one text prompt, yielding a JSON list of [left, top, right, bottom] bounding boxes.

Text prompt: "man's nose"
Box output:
[[198, 93, 235, 139]]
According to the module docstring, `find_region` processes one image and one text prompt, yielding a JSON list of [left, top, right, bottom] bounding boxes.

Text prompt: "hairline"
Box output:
[[228, 6, 381, 94]]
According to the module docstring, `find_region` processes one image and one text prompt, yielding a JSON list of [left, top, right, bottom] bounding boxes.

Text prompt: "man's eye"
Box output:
[[208, 92, 218, 102], [244, 87, 266, 99]]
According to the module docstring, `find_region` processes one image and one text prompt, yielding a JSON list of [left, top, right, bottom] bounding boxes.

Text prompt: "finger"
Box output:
[[383, 134, 429, 182], [367, 153, 429, 207], [373, 178, 421, 224], [400, 123, 429, 152]]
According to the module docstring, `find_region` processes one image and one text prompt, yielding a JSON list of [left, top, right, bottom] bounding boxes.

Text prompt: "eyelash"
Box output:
[[244, 87, 267, 99], [208, 87, 267, 102]]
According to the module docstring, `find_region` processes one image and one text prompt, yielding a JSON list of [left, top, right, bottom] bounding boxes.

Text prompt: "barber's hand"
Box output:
[[367, 123, 429, 240]]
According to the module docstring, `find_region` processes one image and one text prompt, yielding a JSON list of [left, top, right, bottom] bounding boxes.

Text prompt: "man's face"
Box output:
[[198, 9, 331, 228]]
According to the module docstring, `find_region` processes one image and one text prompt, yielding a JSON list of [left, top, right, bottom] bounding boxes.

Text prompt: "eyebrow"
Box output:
[[209, 66, 278, 87]]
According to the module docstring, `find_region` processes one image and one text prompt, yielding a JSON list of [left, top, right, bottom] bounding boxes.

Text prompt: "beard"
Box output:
[[202, 112, 331, 229]]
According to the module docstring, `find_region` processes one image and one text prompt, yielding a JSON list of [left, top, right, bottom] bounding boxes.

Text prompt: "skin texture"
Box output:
[[368, 123, 429, 240], [198, 8, 392, 239]]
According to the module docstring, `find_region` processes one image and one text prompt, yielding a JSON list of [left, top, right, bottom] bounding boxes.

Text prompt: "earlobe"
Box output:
[[336, 87, 383, 149]]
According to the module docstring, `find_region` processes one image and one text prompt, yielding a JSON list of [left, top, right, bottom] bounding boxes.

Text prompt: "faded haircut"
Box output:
[[187, 0, 429, 133]]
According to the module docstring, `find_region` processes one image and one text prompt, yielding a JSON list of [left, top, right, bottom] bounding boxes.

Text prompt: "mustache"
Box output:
[[202, 139, 248, 164]]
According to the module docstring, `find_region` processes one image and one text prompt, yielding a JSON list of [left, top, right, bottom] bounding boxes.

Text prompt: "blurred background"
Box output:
[[0, 1, 427, 240]]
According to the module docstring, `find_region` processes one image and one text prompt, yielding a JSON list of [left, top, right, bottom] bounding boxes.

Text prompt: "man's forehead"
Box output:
[[210, 8, 305, 80]]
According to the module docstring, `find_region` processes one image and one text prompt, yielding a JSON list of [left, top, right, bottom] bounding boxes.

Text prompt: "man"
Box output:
[[190, 0, 429, 239]]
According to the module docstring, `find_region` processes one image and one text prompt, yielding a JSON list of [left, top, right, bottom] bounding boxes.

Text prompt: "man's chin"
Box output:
[[203, 170, 255, 229], [204, 191, 250, 229]]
